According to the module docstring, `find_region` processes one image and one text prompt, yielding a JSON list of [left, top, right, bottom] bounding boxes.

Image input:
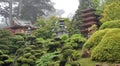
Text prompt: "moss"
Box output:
[[100, 20, 120, 29], [91, 28, 120, 62]]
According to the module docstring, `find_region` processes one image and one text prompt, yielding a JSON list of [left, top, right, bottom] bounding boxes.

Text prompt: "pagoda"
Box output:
[[6, 17, 37, 35], [80, 8, 101, 37]]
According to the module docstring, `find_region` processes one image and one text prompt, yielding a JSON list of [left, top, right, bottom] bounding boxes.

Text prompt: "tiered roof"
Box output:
[[80, 8, 98, 33]]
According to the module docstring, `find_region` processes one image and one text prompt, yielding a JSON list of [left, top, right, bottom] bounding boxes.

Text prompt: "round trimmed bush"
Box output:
[[83, 29, 109, 51], [100, 20, 120, 30], [91, 28, 120, 62]]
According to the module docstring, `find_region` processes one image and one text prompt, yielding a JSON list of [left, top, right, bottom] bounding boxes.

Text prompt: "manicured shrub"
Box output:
[[60, 34, 69, 41], [4, 59, 13, 66], [0, 50, 3, 55], [21, 64, 29, 66], [0, 51, 13, 66], [91, 28, 120, 62], [0, 55, 9, 61], [17, 57, 34, 65], [100, 20, 120, 29], [83, 29, 109, 51], [66, 34, 86, 49], [72, 51, 80, 60], [24, 53, 32, 58], [62, 49, 73, 58], [34, 53, 43, 58], [0, 29, 12, 37], [16, 33, 26, 36], [70, 34, 86, 43]]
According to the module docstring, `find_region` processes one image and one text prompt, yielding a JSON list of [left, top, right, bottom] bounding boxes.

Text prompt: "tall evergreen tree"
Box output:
[[0, 0, 55, 23], [14, 0, 55, 23]]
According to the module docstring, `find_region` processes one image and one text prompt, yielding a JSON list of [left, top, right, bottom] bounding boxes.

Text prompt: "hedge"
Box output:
[[91, 28, 120, 62], [83, 29, 109, 51], [100, 20, 120, 29]]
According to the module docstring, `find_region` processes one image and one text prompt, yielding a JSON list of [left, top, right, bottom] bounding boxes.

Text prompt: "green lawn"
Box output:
[[78, 58, 116, 66]]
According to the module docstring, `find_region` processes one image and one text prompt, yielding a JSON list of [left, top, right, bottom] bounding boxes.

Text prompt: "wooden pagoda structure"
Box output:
[[6, 18, 37, 35], [80, 8, 101, 37]]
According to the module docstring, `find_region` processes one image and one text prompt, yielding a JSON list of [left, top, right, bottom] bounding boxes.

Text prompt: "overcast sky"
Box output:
[[52, 0, 79, 17]]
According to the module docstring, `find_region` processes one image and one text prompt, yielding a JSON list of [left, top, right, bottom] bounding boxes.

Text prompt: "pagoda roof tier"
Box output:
[[9, 25, 37, 30], [81, 12, 95, 18], [80, 29, 89, 33], [80, 21, 96, 27], [81, 17, 97, 22], [81, 8, 96, 13]]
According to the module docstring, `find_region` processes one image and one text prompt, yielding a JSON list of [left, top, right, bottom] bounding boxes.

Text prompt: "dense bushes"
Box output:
[[35, 34, 85, 66], [0, 50, 13, 66], [65, 34, 86, 50], [83, 28, 120, 63], [83, 29, 109, 51], [99, 20, 120, 29], [0, 29, 13, 54], [91, 28, 120, 62]]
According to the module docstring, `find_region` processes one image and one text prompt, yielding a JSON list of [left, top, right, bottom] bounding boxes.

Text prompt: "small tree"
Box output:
[[100, 1, 120, 22]]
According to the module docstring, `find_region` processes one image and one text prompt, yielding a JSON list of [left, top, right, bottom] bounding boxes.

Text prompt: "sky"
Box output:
[[52, 0, 79, 17]]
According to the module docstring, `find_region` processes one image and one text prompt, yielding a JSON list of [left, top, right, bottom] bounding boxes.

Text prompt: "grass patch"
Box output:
[[78, 57, 117, 66]]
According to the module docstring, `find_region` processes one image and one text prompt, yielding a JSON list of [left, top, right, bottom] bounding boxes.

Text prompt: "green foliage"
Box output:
[[72, 51, 81, 60], [0, 51, 13, 66], [60, 34, 69, 41], [83, 29, 109, 51], [70, 34, 86, 43], [91, 28, 120, 62], [101, 1, 120, 22], [34, 16, 72, 39], [21, 64, 29, 66], [67, 34, 86, 49], [34, 16, 59, 39], [15, 33, 26, 37], [0, 29, 13, 53], [70, 61, 80, 66], [36, 52, 59, 66], [0, 29, 12, 38], [17, 57, 34, 65], [100, 20, 120, 29]]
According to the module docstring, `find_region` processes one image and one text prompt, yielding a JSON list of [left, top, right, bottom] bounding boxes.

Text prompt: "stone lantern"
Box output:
[[26, 27, 31, 35], [56, 18, 68, 37]]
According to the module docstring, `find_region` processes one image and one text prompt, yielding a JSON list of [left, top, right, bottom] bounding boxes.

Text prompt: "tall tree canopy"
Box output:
[[100, 0, 120, 22], [14, 0, 55, 22], [0, 0, 55, 23]]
